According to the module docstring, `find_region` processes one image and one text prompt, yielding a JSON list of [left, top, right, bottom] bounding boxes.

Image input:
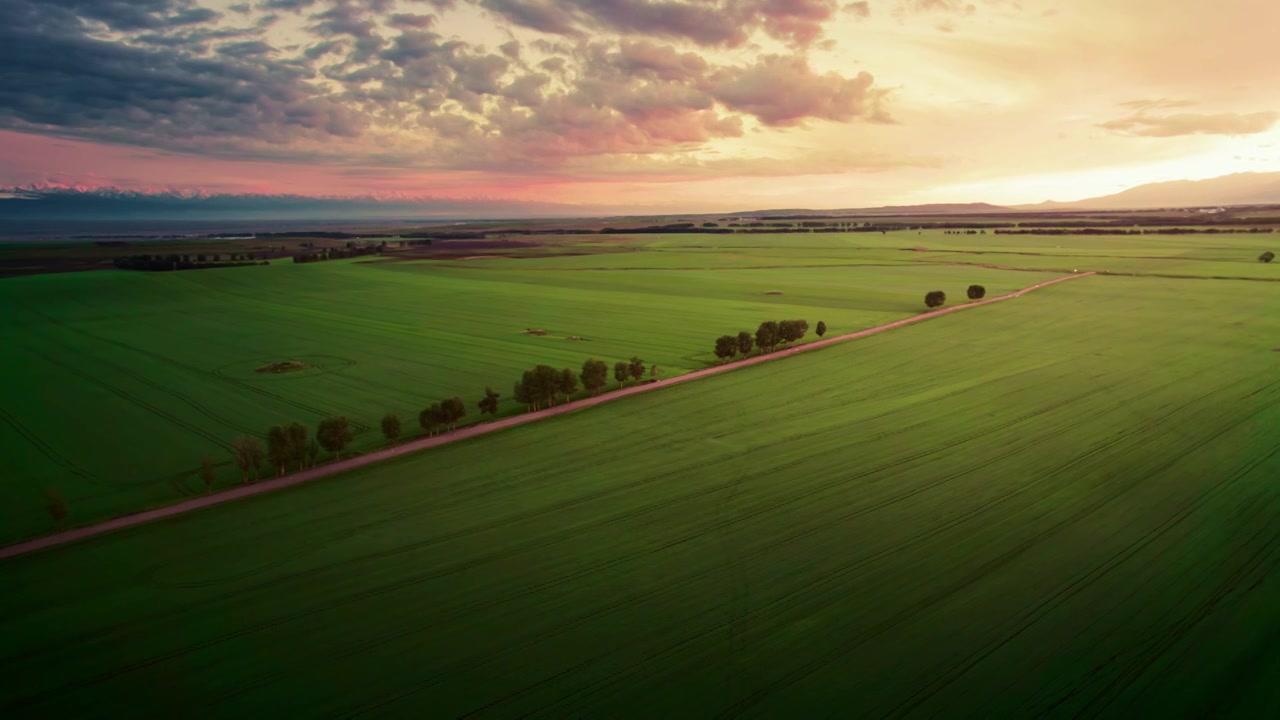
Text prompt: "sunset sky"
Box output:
[[2, 0, 1277, 213]]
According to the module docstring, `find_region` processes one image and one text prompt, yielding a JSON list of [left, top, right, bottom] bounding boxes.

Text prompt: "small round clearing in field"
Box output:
[[255, 360, 309, 374]]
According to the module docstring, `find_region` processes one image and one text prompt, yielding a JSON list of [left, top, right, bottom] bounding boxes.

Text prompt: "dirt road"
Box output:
[[0, 272, 1094, 561]]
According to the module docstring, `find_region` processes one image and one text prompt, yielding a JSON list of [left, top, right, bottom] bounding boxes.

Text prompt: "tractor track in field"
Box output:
[[19, 344, 235, 459], [2, 349, 1214, 714], [881, 389, 1280, 719], [0, 406, 97, 483], [14, 297, 369, 434], [0, 272, 1093, 562]]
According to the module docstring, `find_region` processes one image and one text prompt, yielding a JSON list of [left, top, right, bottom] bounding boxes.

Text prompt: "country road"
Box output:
[[0, 271, 1095, 561]]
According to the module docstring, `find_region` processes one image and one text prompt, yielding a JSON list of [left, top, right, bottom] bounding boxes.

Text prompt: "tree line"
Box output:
[[293, 244, 384, 263], [924, 284, 985, 309], [113, 254, 269, 272], [227, 417, 355, 485], [712, 319, 823, 362], [508, 357, 657, 412], [994, 227, 1274, 236]]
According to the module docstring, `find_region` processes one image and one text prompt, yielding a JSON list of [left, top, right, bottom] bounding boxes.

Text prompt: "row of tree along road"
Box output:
[[925, 284, 987, 309], [210, 290, 991, 491], [37, 282, 994, 529], [714, 319, 825, 362]]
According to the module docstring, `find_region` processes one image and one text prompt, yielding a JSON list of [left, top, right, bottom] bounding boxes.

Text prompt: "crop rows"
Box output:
[[2, 273, 1278, 717], [0, 247, 1032, 542]]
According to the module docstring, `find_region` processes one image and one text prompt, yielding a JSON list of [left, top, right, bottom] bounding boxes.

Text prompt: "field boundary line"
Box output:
[[0, 272, 1094, 561]]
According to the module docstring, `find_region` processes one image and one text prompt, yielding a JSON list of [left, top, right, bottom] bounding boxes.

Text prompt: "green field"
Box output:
[[1, 234, 1052, 543], [4, 269, 1279, 717]]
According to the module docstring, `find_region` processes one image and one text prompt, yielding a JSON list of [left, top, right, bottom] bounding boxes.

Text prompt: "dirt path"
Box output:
[[0, 272, 1094, 561]]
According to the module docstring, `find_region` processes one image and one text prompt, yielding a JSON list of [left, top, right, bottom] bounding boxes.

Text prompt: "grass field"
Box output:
[[3, 272, 1279, 717], [0, 235, 1047, 543]]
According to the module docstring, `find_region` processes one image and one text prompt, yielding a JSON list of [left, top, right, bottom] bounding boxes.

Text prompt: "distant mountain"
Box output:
[[1016, 172, 1280, 210], [728, 202, 1011, 217]]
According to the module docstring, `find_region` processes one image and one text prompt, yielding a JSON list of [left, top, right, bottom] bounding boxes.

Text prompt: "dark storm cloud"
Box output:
[[259, 0, 321, 11], [217, 39, 277, 57], [0, 0, 362, 151], [27, 0, 224, 30], [0, 0, 888, 170], [474, 0, 840, 48], [387, 12, 438, 27]]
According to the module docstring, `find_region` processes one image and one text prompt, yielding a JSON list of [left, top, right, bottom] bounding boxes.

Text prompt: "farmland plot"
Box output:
[[3, 275, 1279, 717], [0, 246, 1030, 542]]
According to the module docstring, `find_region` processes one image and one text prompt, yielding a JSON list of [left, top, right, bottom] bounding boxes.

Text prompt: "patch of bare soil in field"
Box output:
[[255, 360, 310, 374], [523, 328, 548, 336]]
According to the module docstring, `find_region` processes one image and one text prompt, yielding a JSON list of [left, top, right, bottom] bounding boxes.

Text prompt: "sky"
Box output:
[[1, 0, 1278, 214]]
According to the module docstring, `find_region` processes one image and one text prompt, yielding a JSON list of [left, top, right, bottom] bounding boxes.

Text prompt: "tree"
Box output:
[[478, 387, 501, 417], [777, 320, 796, 347], [287, 422, 308, 471], [514, 375, 534, 411], [650, 364, 659, 380], [714, 334, 738, 363], [580, 359, 609, 396], [755, 321, 779, 353], [967, 284, 987, 300], [614, 361, 629, 388], [200, 455, 216, 494], [305, 439, 320, 468], [816, 321, 827, 338], [925, 290, 946, 309], [420, 403, 442, 435], [529, 364, 560, 408], [1261, 251, 1275, 263], [628, 356, 646, 384], [441, 397, 467, 429], [381, 412, 402, 444], [736, 331, 754, 357], [790, 319, 809, 344], [232, 434, 264, 483], [46, 488, 68, 530], [316, 416, 353, 458], [267, 425, 290, 476], [777, 319, 808, 346], [558, 368, 579, 403]]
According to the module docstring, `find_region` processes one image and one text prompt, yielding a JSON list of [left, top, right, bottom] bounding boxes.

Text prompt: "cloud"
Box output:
[[0, 0, 364, 152], [0, 0, 891, 176], [612, 40, 709, 82], [387, 12, 437, 27], [897, 0, 975, 13], [477, 0, 580, 36], [1117, 99, 1199, 111], [259, 0, 321, 11], [1099, 110, 1279, 138], [475, 0, 841, 48], [707, 55, 891, 126], [842, 1, 870, 17]]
